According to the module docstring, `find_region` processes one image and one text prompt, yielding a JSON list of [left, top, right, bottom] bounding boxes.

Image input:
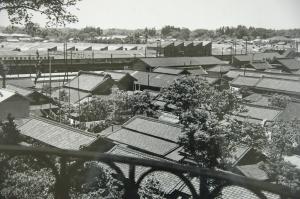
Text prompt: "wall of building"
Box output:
[[0, 95, 29, 121]]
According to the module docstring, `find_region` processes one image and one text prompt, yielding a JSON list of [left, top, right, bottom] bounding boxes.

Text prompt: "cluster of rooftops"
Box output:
[[0, 48, 300, 197]]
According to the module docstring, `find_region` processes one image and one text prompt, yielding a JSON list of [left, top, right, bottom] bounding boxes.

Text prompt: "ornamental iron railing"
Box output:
[[0, 145, 298, 199]]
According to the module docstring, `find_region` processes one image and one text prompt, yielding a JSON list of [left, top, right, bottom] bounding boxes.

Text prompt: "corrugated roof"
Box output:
[[18, 116, 98, 150], [140, 56, 224, 68], [277, 58, 300, 70]]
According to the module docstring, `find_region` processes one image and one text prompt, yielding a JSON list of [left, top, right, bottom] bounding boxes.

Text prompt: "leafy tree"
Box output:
[[79, 99, 113, 122], [139, 176, 165, 199], [0, 114, 21, 145], [260, 120, 300, 191], [162, 76, 267, 197], [24, 22, 41, 37], [0, 0, 80, 26], [127, 91, 156, 117], [269, 94, 291, 108]]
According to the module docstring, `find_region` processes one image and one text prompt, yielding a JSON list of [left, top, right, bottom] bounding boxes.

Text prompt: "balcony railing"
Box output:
[[0, 145, 298, 199]]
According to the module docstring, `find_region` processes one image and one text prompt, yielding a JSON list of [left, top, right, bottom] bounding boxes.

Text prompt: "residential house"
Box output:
[[0, 88, 29, 120], [17, 116, 113, 151], [232, 52, 282, 66]]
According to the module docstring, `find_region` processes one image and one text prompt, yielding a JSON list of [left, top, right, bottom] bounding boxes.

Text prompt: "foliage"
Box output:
[[269, 94, 291, 108], [58, 89, 69, 102], [0, 155, 55, 199], [79, 99, 113, 122], [127, 91, 156, 117], [162, 76, 242, 120], [139, 176, 165, 199], [0, 114, 21, 145], [0, 0, 80, 26], [260, 120, 300, 190], [70, 161, 123, 199]]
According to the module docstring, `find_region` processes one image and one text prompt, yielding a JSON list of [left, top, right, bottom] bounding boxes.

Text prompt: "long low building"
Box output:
[[132, 56, 226, 71]]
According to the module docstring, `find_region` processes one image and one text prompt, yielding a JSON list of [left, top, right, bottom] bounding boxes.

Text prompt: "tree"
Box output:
[[260, 120, 300, 191], [79, 99, 113, 122], [0, 114, 21, 145], [0, 0, 80, 26], [162, 76, 267, 197], [269, 94, 291, 108], [24, 22, 41, 37]]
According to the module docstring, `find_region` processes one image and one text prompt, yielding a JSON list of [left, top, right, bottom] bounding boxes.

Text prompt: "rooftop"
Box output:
[[18, 116, 98, 150], [139, 56, 224, 68], [277, 58, 300, 71]]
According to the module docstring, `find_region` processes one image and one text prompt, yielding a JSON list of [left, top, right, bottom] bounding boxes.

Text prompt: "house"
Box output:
[[133, 56, 225, 71], [275, 58, 300, 72], [52, 71, 117, 104], [105, 116, 182, 157], [125, 70, 178, 91], [6, 84, 51, 105], [224, 68, 300, 81], [237, 104, 282, 122], [233, 52, 282, 66], [17, 116, 113, 151], [247, 61, 273, 71], [0, 88, 30, 120], [91, 71, 137, 91], [230, 75, 300, 98], [206, 65, 234, 78]]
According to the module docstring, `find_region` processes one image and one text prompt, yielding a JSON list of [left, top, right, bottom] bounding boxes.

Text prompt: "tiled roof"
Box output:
[[255, 77, 300, 95], [230, 76, 260, 87], [122, 116, 182, 142], [234, 53, 282, 62], [129, 71, 178, 88], [6, 84, 35, 97], [244, 93, 271, 107], [236, 162, 269, 181], [277, 58, 300, 70], [139, 56, 224, 68], [0, 88, 16, 103], [238, 105, 282, 121], [276, 102, 300, 121], [107, 146, 182, 193], [248, 61, 273, 70], [18, 116, 98, 150], [107, 128, 179, 156], [153, 67, 188, 75], [64, 72, 111, 92]]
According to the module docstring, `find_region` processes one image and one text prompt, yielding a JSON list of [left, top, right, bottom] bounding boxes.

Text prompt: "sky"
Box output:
[[0, 0, 300, 30]]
